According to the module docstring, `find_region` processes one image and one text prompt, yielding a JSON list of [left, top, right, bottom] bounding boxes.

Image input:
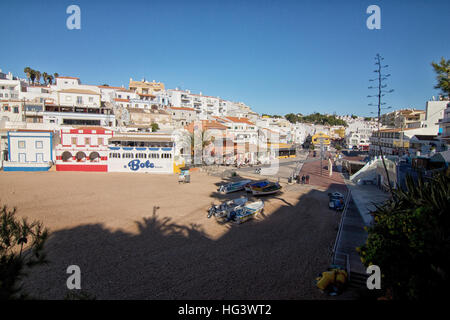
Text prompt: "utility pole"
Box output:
[[368, 53, 394, 195], [318, 137, 325, 176]]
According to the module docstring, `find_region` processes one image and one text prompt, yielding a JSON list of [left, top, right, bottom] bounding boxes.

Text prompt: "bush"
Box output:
[[0, 205, 48, 299], [358, 172, 450, 299]]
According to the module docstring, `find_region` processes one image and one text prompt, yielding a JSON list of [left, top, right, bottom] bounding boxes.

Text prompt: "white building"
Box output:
[[108, 133, 175, 173], [3, 130, 54, 171], [437, 102, 450, 144], [168, 106, 197, 128]]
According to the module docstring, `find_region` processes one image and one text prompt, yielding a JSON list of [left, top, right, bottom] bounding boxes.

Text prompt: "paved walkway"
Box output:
[[299, 152, 347, 193], [333, 199, 368, 275], [344, 180, 390, 225]]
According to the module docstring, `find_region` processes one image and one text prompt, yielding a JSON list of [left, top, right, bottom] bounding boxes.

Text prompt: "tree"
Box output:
[[151, 123, 159, 132], [431, 57, 450, 98], [23, 67, 31, 84], [47, 75, 54, 85], [358, 172, 450, 299], [42, 72, 48, 85], [285, 113, 299, 124], [0, 205, 48, 299], [34, 70, 41, 85], [368, 53, 395, 194], [53, 73, 59, 81], [29, 70, 36, 85]]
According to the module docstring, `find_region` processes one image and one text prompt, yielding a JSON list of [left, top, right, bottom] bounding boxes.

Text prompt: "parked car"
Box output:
[[328, 192, 345, 211]]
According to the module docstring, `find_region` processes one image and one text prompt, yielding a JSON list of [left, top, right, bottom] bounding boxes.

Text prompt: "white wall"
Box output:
[[8, 131, 53, 163]]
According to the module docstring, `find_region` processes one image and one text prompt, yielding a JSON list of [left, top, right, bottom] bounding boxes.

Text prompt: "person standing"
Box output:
[[301, 175, 306, 184], [306, 175, 310, 184]]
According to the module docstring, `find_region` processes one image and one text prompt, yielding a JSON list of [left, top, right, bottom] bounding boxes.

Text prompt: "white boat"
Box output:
[[250, 182, 282, 196], [218, 180, 251, 194], [207, 197, 248, 219], [228, 200, 264, 224]]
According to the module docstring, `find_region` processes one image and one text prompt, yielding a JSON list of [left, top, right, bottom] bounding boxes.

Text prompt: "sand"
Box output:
[[0, 171, 341, 299]]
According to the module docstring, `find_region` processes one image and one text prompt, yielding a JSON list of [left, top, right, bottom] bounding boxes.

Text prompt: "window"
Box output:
[[98, 138, 104, 145], [71, 137, 77, 145], [89, 97, 93, 102], [13, 107, 19, 113], [77, 96, 82, 104], [35, 141, 43, 149], [85, 137, 91, 145], [18, 141, 25, 149], [4, 106, 9, 111]]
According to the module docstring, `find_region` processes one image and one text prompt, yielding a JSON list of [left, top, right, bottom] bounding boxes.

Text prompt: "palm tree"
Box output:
[[42, 72, 48, 85], [53, 72, 59, 80], [34, 70, 41, 85], [47, 75, 54, 85], [29, 69, 36, 85], [24, 67, 31, 83]]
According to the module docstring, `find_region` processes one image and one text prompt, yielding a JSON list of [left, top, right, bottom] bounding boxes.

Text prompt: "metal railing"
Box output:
[[332, 190, 352, 267]]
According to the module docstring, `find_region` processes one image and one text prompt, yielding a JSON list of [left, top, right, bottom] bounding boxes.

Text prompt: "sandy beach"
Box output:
[[0, 170, 342, 299]]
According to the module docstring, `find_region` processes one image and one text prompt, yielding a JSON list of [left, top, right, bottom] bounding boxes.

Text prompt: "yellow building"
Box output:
[[332, 127, 346, 139], [129, 79, 165, 95], [312, 132, 331, 146]]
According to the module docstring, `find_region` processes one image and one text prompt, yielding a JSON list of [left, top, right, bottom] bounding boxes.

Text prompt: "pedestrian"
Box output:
[[306, 175, 310, 184], [301, 175, 305, 184], [296, 175, 301, 184]]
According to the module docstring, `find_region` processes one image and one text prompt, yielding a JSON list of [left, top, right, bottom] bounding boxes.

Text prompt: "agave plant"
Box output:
[[359, 171, 450, 300]]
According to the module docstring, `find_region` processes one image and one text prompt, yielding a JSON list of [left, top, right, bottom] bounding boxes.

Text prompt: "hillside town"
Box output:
[[0, 66, 448, 178], [0, 62, 449, 301]]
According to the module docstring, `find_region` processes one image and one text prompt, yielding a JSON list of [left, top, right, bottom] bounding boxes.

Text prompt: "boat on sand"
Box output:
[[218, 180, 251, 194], [207, 197, 248, 218], [227, 200, 264, 224]]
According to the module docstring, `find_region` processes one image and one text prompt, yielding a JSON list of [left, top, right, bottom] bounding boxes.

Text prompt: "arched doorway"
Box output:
[[76, 151, 86, 162], [89, 151, 100, 162], [61, 151, 72, 162]]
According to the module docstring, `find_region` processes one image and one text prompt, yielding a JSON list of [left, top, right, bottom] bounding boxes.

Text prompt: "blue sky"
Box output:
[[0, 0, 449, 116]]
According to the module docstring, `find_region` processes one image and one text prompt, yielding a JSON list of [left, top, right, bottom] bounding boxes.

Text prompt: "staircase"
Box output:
[[348, 271, 368, 289], [349, 158, 380, 184]]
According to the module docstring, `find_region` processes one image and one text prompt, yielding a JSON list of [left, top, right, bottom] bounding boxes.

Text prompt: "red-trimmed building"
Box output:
[[55, 127, 113, 171]]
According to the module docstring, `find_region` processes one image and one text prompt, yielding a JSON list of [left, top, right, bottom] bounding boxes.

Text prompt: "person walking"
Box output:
[[305, 174, 310, 184], [301, 175, 306, 184]]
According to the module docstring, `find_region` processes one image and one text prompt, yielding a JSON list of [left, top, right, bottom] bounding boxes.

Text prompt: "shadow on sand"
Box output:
[[21, 182, 348, 300]]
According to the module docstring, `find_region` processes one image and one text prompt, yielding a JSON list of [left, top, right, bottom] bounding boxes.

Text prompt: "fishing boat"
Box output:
[[250, 182, 282, 196], [228, 200, 264, 224], [207, 197, 248, 219], [244, 180, 270, 192], [218, 180, 251, 194]]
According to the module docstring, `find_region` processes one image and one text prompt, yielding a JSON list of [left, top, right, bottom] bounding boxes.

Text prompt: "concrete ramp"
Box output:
[[350, 159, 378, 184]]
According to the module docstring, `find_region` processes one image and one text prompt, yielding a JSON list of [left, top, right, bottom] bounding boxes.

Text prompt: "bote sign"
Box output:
[[125, 159, 157, 171]]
